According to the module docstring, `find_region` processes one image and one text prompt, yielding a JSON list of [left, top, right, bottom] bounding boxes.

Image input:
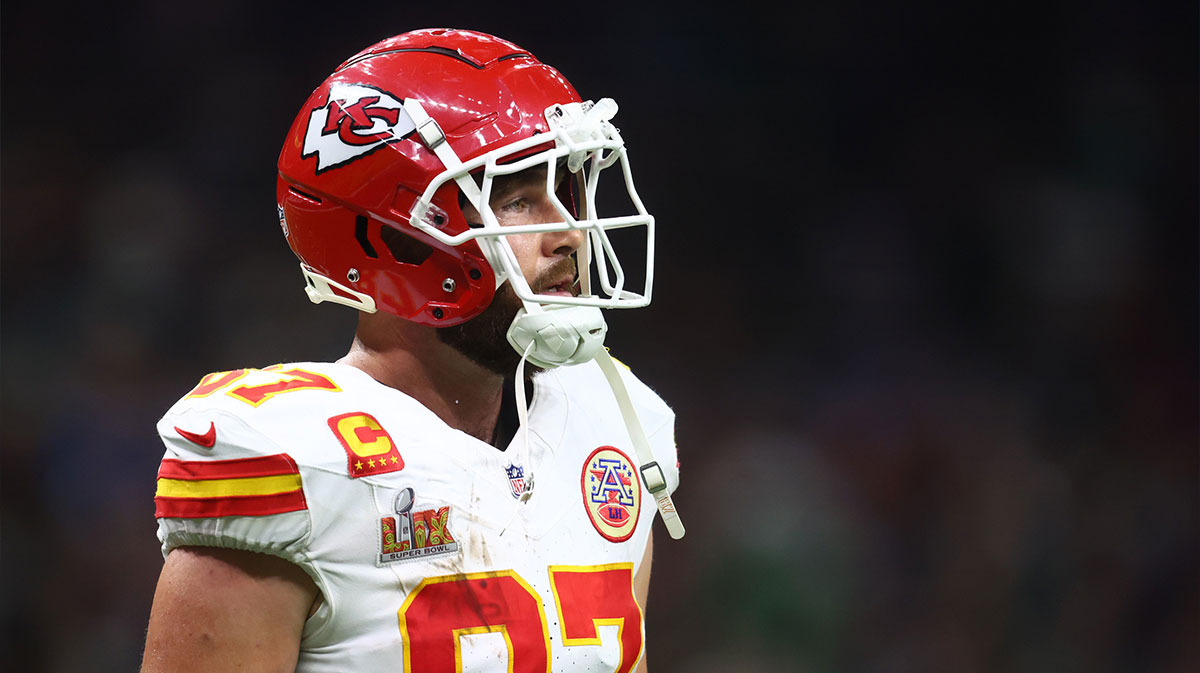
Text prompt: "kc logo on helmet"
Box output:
[[302, 83, 416, 173]]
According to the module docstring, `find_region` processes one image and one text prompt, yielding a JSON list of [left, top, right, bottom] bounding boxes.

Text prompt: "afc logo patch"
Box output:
[[302, 83, 416, 173], [581, 446, 641, 542]]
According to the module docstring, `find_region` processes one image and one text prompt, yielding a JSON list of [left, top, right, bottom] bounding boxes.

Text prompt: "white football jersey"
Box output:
[[153, 359, 678, 673]]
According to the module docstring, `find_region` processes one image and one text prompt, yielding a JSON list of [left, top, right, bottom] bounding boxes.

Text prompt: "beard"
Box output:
[[437, 282, 529, 377], [437, 258, 577, 377]]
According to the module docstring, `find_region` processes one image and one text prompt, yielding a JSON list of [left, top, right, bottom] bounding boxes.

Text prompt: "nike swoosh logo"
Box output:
[[175, 422, 217, 448]]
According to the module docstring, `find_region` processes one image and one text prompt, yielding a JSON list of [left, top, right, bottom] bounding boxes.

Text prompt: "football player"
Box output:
[[141, 28, 682, 673]]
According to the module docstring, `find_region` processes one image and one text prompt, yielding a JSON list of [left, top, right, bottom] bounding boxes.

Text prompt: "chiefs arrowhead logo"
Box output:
[[302, 83, 416, 173]]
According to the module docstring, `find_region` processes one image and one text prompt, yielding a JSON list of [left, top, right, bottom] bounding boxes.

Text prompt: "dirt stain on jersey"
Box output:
[[465, 524, 494, 568]]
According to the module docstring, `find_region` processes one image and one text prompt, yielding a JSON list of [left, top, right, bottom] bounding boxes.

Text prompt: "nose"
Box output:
[[544, 226, 584, 258], [534, 195, 585, 258]]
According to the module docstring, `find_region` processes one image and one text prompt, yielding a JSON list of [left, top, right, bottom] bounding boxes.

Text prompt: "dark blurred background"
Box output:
[[2, 1, 1196, 671]]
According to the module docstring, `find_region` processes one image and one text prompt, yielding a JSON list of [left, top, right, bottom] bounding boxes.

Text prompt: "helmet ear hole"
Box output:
[[380, 224, 434, 266], [354, 215, 379, 259]]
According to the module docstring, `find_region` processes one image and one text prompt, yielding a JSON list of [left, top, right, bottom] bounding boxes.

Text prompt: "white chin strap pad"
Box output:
[[506, 305, 608, 369]]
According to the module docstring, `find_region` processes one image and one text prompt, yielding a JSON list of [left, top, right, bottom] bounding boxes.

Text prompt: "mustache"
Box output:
[[530, 257, 580, 295]]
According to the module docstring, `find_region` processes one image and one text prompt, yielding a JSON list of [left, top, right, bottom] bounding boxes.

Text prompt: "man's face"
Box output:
[[438, 166, 583, 375]]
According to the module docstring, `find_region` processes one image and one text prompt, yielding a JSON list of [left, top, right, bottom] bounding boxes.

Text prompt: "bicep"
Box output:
[[141, 546, 317, 673]]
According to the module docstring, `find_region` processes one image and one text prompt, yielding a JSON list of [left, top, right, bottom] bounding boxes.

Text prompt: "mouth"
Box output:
[[531, 256, 581, 298], [538, 275, 578, 297]]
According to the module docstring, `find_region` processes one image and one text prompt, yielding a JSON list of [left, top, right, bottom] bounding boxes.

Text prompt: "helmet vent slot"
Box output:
[[380, 224, 434, 266], [341, 46, 491, 71], [287, 186, 322, 204], [354, 215, 379, 259]]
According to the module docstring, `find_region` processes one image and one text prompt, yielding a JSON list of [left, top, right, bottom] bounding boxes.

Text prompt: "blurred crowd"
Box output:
[[2, 2, 1195, 672]]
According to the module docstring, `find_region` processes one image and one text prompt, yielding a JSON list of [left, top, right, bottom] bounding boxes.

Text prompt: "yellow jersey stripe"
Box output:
[[156, 473, 303, 499]]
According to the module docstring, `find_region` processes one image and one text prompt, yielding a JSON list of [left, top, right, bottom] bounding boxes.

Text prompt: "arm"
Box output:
[[141, 546, 318, 673], [634, 529, 653, 673]]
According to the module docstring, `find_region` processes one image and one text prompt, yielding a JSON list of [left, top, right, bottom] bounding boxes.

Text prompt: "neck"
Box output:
[[338, 312, 506, 445]]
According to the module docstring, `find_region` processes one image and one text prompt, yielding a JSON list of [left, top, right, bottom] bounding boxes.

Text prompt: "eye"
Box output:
[[498, 196, 529, 214]]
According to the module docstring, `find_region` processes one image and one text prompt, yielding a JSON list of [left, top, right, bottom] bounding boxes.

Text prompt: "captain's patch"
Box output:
[[328, 411, 404, 478]]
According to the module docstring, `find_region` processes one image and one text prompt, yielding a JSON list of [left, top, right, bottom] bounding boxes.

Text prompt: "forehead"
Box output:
[[491, 165, 548, 189], [460, 164, 564, 214]]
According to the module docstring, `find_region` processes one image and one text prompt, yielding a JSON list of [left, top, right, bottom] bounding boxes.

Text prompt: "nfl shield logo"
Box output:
[[505, 464, 527, 499]]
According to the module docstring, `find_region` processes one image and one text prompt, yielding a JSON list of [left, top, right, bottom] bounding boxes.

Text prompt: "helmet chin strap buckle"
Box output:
[[506, 304, 608, 369]]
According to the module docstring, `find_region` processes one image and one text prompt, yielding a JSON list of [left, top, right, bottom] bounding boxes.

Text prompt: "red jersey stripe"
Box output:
[[155, 490, 308, 519], [157, 454, 300, 481]]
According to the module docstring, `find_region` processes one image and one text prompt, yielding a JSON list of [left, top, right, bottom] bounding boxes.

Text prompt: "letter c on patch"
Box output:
[[327, 411, 405, 477]]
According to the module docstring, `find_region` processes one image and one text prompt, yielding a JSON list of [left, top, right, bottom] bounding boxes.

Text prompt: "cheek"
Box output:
[[503, 233, 541, 281]]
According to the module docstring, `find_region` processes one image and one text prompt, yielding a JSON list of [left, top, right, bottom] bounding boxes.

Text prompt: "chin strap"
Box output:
[[500, 341, 537, 535], [503, 302, 685, 539], [504, 304, 600, 507], [593, 348, 686, 540], [512, 341, 536, 503]]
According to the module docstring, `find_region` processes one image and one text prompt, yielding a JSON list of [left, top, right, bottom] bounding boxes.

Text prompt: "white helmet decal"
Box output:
[[302, 83, 416, 173]]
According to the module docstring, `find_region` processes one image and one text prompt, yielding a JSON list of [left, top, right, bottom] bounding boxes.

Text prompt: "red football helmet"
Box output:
[[276, 28, 655, 328]]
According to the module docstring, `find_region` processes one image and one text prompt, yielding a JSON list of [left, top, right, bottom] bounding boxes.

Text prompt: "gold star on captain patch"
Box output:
[[355, 460, 363, 471], [391, 456, 399, 464], [368, 459, 376, 468]]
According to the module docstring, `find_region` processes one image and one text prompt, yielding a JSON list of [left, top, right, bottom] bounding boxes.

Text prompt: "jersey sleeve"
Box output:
[[153, 404, 315, 569], [645, 406, 680, 496], [614, 360, 681, 496]]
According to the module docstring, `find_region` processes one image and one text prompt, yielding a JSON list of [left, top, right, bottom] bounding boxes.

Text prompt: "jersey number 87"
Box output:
[[401, 564, 643, 672]]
